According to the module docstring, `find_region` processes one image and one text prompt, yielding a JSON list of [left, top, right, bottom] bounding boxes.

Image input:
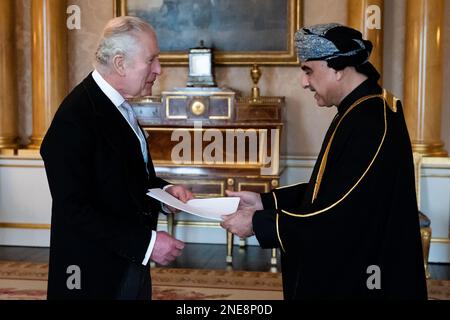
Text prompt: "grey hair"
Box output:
[[94, 16, 154, 72]]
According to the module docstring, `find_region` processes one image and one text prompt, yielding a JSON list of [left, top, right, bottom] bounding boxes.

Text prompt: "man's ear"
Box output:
[[112, 55, 126, 76], [335, 69, 345, 81]]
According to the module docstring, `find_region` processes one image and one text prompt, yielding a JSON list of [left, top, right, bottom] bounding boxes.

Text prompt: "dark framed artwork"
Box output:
[[114, 0, 302, 65]]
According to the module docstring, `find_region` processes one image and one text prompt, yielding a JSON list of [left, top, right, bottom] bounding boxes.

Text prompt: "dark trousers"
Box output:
[[116, 263, 151, 300]]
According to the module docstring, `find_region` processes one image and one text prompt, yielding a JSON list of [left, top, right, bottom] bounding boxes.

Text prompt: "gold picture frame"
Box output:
[[114, 0, 302, 66]]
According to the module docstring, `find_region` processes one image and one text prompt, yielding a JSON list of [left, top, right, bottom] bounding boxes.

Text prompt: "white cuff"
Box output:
[[142, 230, 157, 265]]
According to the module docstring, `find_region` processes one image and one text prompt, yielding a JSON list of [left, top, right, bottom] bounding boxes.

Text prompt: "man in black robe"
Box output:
[[221, 23, 427, 300]]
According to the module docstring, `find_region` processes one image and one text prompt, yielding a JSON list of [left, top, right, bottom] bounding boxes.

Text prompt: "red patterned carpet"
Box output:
[[0, 261, 283, 300], [0, 261, 448, 300]]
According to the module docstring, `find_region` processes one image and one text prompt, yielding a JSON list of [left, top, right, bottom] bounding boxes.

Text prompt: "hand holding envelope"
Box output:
[[147, 188, 240, 221], [219, 190, 264, 239], [163, 185, 194, 213], [148, 188, 263, 238]]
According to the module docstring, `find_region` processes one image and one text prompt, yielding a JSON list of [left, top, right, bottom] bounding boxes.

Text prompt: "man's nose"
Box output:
[[152, 58, 162, 75], [301, 75, 309, 89]]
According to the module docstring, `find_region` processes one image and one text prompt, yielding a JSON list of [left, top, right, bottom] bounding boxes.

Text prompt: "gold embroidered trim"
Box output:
[[272, 192, 285, 252], [382, 89, 399, 113], [276, 212, 286, 253], [312, 94, 384, 202], [283, 96, 387, 218], [272, 191, 278, 209]]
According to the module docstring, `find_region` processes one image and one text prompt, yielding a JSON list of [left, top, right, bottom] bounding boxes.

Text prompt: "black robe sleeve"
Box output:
[[255, 183, 308, 248], [260, 183, 308, 210]]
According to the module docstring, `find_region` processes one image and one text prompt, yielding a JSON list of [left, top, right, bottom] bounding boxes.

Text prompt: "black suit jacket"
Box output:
[[41, 73, 168, 299]]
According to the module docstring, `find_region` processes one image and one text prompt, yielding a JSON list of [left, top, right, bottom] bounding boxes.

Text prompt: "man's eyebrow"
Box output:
[[301, 65, 311, 71]]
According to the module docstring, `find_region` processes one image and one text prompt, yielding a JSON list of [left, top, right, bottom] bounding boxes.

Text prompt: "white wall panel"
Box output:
[[1, 156, 449, 263]]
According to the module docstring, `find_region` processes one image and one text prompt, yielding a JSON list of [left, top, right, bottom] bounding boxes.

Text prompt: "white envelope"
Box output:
[[147, 188, 240, 221]]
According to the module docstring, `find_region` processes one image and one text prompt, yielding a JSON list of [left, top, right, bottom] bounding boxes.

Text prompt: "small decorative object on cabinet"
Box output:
[[250, 64, 262, 101], [187, 41, 216, 87]]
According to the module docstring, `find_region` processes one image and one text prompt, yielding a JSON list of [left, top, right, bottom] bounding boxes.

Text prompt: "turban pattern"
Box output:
[[295, 23, 380, 80]]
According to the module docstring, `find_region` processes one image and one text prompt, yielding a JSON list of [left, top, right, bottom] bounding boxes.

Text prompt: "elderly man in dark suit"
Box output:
[[41, 16, 192, 300]]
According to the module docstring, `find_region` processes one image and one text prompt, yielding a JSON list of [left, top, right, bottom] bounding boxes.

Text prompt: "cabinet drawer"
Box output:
[[236, 178, 279, 193], [160, 178, 227, 198], [163, 91, 235, 121]]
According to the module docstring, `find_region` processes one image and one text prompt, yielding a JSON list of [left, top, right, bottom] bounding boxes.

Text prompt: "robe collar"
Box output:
[[337, 79, 382, 115]]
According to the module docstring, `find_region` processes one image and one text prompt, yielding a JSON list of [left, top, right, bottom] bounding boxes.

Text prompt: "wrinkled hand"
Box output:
[[225, 190, 263, 211], [220, 208, 256, 239], [150, 231, 185, 265], [164, 185, 194, 213]]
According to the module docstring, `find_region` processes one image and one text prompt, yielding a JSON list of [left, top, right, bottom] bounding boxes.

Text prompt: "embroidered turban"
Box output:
[[295, 23, 380, 80]]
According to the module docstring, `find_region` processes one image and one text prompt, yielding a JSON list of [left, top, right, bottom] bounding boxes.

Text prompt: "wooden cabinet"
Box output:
[[131, 88, 284, 269]]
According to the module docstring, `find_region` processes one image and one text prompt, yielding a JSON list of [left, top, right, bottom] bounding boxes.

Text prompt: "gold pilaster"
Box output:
[[403, 0, 447, 157], [28, 0, 68, 150], [348, 0, 384, 80], [0, 0, 18, 151]]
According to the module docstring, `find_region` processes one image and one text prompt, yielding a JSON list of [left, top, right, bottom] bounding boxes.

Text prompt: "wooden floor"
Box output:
[[1, 244, 449, 280]]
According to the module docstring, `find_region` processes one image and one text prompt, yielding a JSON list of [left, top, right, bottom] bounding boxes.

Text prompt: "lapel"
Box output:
[[81, 73, 148, 205], [81, 73, 142, 162]]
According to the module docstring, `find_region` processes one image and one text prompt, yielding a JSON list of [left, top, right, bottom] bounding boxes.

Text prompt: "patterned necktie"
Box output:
[[120, 101, 149, 166]]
